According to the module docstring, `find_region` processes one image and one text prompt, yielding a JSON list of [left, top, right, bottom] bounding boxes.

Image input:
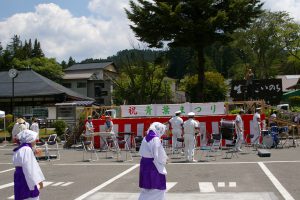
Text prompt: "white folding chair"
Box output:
[[81, 134, 98, 162]]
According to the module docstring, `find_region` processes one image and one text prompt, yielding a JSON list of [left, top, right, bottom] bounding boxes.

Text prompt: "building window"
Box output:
[[94, 82, 105, 97], [95, 82, 105, 88], [97, 98, 105, 104], [63, 83, 71, 88], [77, 82, 86, 88]]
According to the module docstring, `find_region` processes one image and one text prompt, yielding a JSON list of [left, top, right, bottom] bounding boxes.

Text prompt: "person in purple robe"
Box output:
[[138, 122, 168, 200], [13, 129, 45, 200]]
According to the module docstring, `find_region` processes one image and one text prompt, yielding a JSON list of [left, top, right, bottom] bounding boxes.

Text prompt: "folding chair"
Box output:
[[81, 134, 98, 162], [171, 137, 184, 159], [36, 134, 60, 161], [277, 126, 289, 148], [116, 132, 133, 162], [199, 133, 221, 161], [161, 135, 172, 154], [132, 136, 143, 157]]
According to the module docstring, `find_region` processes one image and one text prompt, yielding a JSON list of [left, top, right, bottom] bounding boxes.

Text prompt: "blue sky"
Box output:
[[0, 0, 299, 62]]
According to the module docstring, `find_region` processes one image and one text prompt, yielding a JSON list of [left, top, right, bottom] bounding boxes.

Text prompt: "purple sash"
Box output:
[[139, 157, 166, 190], [14, 143, 39, 200]]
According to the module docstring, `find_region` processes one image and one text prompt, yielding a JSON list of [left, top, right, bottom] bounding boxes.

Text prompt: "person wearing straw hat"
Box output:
[[12, 118, 27, 143], [235, 109, 245, 152], [252, 108, 262, 145], [13, 129, 45, 200], [183, 112, 199, 162], [168, 110, 183, 154], [138, 122, 168, 200]]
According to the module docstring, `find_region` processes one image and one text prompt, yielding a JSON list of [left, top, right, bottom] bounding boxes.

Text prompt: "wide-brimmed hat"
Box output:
[[17, 118, 25, 124]]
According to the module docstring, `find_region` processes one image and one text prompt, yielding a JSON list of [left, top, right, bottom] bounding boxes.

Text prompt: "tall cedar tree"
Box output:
[[126, 0, 263, 101]]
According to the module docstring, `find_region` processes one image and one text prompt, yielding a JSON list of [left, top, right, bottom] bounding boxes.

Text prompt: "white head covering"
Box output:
[[188, 112, 195, 117], [147, 122, 166, 138], [175, 111, 181, 115], [17, 130, 38, 144]]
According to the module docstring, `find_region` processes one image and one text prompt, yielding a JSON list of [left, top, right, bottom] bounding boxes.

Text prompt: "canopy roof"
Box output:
[[0, 110, 5, 118]]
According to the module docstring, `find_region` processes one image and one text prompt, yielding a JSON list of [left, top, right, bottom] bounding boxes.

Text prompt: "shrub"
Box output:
[[53, 120, 67, 136], [289, 96, 300, 107]]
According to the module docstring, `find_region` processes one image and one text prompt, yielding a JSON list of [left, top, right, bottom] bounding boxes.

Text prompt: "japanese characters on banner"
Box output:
[[121, 102, 224, 117]]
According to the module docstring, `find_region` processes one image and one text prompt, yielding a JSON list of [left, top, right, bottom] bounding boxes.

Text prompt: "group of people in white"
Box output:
[[139, 108, 263, 200], [8, 110, 262, 200]]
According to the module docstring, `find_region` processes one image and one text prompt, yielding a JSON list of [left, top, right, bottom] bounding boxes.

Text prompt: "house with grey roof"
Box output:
[[0, 69, 93, 118], [62, 62, 118, 105]]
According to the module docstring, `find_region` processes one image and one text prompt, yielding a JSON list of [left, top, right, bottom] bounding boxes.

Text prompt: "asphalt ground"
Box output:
[[1, 142, 300, 200]]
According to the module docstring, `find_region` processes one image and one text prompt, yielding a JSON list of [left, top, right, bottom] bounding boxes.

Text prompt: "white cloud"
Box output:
[[0, 2, 137, 62], [263, 0, 300, 22]]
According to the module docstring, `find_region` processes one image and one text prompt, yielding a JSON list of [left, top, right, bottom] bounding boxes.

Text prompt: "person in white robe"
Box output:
[[138, 122, 168, 200], [183, 112, 199, 162], [30, 118, 40, 139], [13, 129, 45, 200], [168, 111, 183, 153], [252, 108, 261, 145], [12, 118, 28, 143], [235, 109, 245, 152]]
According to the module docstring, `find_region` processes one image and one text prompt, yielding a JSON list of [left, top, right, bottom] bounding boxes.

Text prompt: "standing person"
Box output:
[[13, 129, 45, 200], [183, 112, 199, 162], [30, 118, 40, 139], [168, 111, 183, 154], [235, 109, 245, 152], [85, 116, 94, 150], [139, 122, 168, 200], [245, 68, 254, 99], [269, 111, 277, 127], [104, 115, 114, 133], [12, 118, 27, 143], [252, 108, 261, 145], [22, 117, 30, 130]]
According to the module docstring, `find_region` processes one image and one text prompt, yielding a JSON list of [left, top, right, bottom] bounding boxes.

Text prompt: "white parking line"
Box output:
[[52, 182, 64, 186], [61, 182, 74, 186], [74, 164, 139, 200], [199, 182, 216, 193], [229, 182, 236, 187], [166, 182, 177, 192], [217, 182, 225, 187], [0, 168, 14, 174], [0, 182, 13, 190], [258, 162, 295, 200]]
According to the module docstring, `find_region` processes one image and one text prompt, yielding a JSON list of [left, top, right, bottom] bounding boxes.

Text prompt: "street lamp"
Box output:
[[8, 68, 18, 115]]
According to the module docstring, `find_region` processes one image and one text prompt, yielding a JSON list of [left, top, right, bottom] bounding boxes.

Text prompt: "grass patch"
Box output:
[[0, 129, 56, 141]]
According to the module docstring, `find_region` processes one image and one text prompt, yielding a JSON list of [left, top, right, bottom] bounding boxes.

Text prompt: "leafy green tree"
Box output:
[[67, 56, 76, 67], [180, 71, 227, 102], [126, 0, 262, 102], [12, 57, 64, 82], [113, 51, 171, 105], [32, 39, 44, 58], [232, 11, 294, 78]]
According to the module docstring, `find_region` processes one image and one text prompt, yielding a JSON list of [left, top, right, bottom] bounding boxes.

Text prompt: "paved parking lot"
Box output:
[[1, 144, 300, 200]]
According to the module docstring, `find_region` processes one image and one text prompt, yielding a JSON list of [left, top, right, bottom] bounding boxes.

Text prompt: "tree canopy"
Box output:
[[126, 0, 263, 102]]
